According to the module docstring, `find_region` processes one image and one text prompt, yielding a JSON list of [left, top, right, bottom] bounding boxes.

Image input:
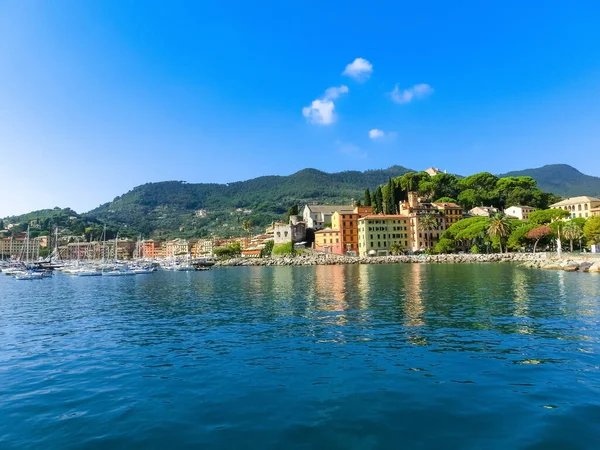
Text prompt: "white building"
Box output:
[[302, 205, 355, 230], [504, 205, 536, 221]]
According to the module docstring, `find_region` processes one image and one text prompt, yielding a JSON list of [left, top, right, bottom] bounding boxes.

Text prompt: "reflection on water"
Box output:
[[403, 263, 425, 327], [1, 264, 600, 449]]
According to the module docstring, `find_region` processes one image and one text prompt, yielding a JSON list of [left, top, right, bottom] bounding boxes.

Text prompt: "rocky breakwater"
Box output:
[[215, 253, 545, 267], [522, 258, 600, 273]]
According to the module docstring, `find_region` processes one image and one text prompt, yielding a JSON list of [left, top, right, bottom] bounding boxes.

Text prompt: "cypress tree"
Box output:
[[364, 189, 372, 208], [375, 186, 384, 214], [387, 177, 397, 214]]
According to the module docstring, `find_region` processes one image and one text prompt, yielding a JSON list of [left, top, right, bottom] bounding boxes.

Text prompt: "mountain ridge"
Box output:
[[4, 164, 600, 239]]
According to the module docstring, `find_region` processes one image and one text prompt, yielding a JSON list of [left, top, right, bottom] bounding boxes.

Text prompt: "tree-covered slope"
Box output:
[[499, 164, 600, 198], [85, 165, 413, 236]]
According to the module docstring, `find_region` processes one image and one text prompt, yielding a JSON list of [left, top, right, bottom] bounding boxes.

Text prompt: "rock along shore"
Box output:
[[214, 253, 600, 273], [216, 253, 545, 267]]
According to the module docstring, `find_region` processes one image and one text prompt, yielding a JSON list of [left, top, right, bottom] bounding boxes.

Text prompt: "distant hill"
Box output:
[[6, 163, 599, 239], [499, 164, 600, 198], [85, 165, 413, 237]]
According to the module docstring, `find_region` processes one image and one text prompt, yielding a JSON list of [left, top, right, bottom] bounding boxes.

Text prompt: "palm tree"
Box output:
[[563, 222, 583, 252], [487, 213, 510, 253], [390, 242, 404, 255], [242, 220, 253, 236], [418, 214, 438, 249]]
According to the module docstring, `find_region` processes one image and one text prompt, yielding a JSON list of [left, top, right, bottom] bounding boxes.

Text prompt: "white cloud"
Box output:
[[369, 129, 385, 139], [302, 99, 336, 125], [302, 85, 349, 125], [324, 85, 349, 100], [390, 83, 434, 104], [342, 58, 373, 82]]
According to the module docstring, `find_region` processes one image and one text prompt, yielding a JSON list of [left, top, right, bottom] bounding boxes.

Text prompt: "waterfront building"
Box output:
[[153, 242, 167, 258], [165, 239, 190, 257], [314, 229, 342, 254], [192, 239, 214, 257], [468, 206, 499, 217], [550, 196, 600, 219], [399, 192, 463, 251], [505, 205, 536, 221], [0, 236, 43, 259], [140, 240, 156, 258], [357, 215, 410, 256], [592, 207, 600, 217], [273, 215, 306, 245], [302, 204, 356, 230]]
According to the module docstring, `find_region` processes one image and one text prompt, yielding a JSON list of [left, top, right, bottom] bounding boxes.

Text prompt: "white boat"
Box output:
[[76, 270, 102, 277], [15, 272, 44, 280], [132, 268, 154, 274], [102, 269, 135, 276]]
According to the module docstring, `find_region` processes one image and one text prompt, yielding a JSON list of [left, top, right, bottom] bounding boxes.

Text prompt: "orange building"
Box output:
[[141, 240, 156, 258], [330, 205, 373, 255]]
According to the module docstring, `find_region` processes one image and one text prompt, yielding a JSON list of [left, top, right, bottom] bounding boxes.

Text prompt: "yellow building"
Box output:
[[165, 239, 190, 257], [314, 229, 341, 254], [550, 196, 600, 219], [192, 239, 214, 257], [357, 215, 410, 256]]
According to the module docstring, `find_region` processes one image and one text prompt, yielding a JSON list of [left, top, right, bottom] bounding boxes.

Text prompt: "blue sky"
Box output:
[[1, 1, 599, 217]]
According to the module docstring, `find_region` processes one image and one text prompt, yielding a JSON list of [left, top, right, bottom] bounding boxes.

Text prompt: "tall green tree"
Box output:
[[528, 209, 570, 225], [284, 205, 299, 222], [385, 177, 396, 214], [487, 213, 511, 253], [562, 221, 584, 252], [364, 189, 372, 207], [583, 216, 600, 244], [374, 186, 384, 214]]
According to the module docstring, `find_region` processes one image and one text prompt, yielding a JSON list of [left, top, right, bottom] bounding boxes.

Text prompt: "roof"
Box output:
[[359, 214, 409, 220], [304, 205, 355, 213], [550, 196, 600, 207], [506, 205, 536, 209], [315, 228, 340, 234], [432, 202, 462, 209], [469, 206, 497, 211]]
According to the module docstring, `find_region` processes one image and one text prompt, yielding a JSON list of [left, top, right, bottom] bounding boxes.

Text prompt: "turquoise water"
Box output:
[[1, 264, 599, 449]]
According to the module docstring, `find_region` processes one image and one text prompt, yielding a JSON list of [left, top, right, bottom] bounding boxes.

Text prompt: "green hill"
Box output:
[[85, 165, 413, 237], [499, 164, 600, 198]]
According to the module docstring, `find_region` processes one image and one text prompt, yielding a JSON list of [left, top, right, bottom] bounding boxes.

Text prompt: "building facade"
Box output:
[[505, 205, 536, 221], [165, 239, 190, 257], [303, 204, 356, 230], [273, 215, 306, 245], [0, 237, 43, 258], [399, 192, 464, 251], [550, 196, 600, 219], [314, 229, 342, 254], [358, 215, 410, 256], [332, 212, 359, 255]]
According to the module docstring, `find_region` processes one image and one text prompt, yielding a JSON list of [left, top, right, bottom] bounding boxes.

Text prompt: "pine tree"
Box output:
[[375, 186, 384, 214], [364, 189, 372, 208]]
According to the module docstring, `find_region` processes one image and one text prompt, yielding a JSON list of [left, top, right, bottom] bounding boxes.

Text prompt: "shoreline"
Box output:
[[215, 253, 600, 272]]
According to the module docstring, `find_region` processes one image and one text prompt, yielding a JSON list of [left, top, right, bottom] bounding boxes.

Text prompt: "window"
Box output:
[[378, 242, 381, 247], [336, 239, 339, 243], [585, 204, 589, 210]]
